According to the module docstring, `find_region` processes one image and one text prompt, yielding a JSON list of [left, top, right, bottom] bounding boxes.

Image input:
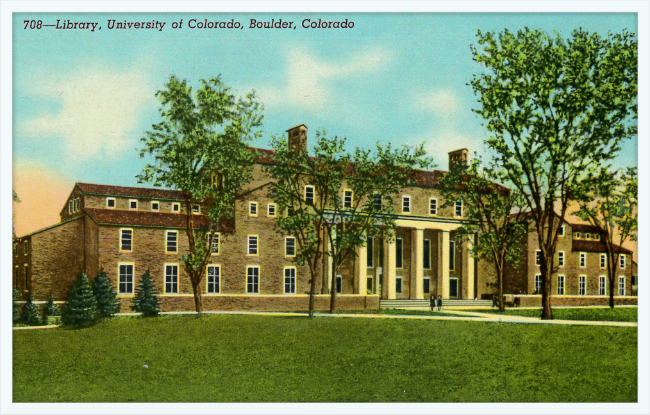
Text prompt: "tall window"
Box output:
[[429, 198, 437, 215], [558, 251, 564, 267], [455, 200, 463, 217], [580, 253, 586, 268], [207, 265, 220, 294], [248, 236, 258, 255], [557, 275, 565, 295], [344, 190, 353, 208], [120, 229, 133, 251], [336, 275, 342, 294], [620, 254, 626, 269], [423, 278, 430, 294], [535, 275, 542, 293], [166, 231, 178, 253], [536, 250, 542, 266], [559, 225, 565, 236], [600, 254, 606, 268], [586, 233, 591, 240], [396, 238, 403, 269], [396, 277, 403, 294], [267, 204, 276, 217], [449, 240, 455, 271], [618, 276, 625, 296], [599, 276, 606, 295], [69, 200, 73, 213], [367, 237, 373, 268], [208, 233, 220, 255], [305, 185, 314, 204], [423, 239, 431, 269], [373, 194, 382, 210], [24, 240, 28, 256], [285, 237, 296, 257], [249, 202, 258, 216], [165, 264, 178, 294], [24, 264, 28, 289], [247, 266, 259, 294], [118, 264, 134, 294], [579, 275, 586, 296], [284, 267, 296, 294], [402, 196, 410, 213]]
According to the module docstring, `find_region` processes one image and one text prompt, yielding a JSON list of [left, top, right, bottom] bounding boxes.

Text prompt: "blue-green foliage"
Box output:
[[13, 289, 22, 323], [62, 273, 98, 325], [92, 270, 120, 318], [22, 295, 41, 326], [42, 294, 61, 324], [132, 271, 160, 317]]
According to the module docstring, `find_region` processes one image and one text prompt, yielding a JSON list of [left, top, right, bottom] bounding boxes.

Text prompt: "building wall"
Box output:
[[84, 194, 189, 214]]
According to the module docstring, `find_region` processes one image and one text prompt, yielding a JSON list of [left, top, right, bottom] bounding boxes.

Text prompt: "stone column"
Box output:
[[357, 241, 367, 295], [384, 237, 396, 299], [410, 228, 424, 299], [462, 239, 475, 299], [438, 230, 450, 299]]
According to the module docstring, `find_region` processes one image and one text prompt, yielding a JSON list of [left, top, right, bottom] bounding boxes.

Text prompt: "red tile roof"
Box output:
[[84, 208, 234, 232], [572, 239, 632, 255], [77, 182, 189, 200]]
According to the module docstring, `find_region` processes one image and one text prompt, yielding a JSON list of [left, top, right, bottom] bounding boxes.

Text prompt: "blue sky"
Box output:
[[13, 12, 638, 189]]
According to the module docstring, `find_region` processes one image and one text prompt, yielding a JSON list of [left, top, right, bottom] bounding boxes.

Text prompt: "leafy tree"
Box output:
[[267, 129, 431, 314], [22, 295, 41, 326], [92, 270, 120, 318], [132, 271, 160, 317], [574, 166, 637, 307], [470, 28, 637, 319], [61, 273, 98, 325], [138, 75, 263, 312], [440, 158, 527, 311], [13, 289, 22, 323], [42, 294, 61, 325]]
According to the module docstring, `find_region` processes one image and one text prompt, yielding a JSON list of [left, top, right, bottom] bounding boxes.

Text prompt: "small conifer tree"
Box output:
[[22, 295, 41, 326], [13, 289, 22, 323], [42, 294, 61, 324], [61, 273, 97, 325], [132, 270, 159, 317], [92, 270, 120, 318]]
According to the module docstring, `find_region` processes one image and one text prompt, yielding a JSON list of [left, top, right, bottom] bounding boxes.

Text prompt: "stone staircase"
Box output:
[[380, 299, 493, 309]]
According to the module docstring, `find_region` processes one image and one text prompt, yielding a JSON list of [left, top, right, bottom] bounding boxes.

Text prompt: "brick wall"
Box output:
[[515, 295, 637, 307]]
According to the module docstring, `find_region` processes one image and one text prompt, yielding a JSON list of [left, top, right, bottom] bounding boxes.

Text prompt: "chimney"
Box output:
[[448, 148, 470, 170], [286, 124, 308, 154]]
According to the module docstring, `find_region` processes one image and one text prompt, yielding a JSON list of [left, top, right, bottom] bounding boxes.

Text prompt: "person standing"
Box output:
[[430, 295, 435, 311], [437, 295, 442, 311]]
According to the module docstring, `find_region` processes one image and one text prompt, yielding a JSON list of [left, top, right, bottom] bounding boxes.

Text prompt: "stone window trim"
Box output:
[[151, 200, 160, 211], [285, 237, 296, 258], [106, 197, 116, 209], [129, 199, 138, 210], [396, 238, 403, 269], [429, 198, 438, 216], [402, 195, 411, 214], [449, 240, 456, 271], [117, 262, 135, 296], [620, 254, 626, 269], [249, 201, 258, 217], [423, 277, 431, 294], [600, 254, 606, 269], [206, 264, 221, 294], [23, 264, 28, 292], [454, 200, 463, 217], [424, 239, 432, 270], [558, 251, 565, 267], [247, 235, 259, 256], [599, 275, 607, 296], [267, 203, 277, 217], [559, 225, 565, 236], [618, 276, 626, 296], [396, 276, 403, 294], [247, 265, 260, 294], [164, 263, 179, 294], [192, 204, 201, 214], [579, 275, 587, 296], [207, 232, 220, 255], [580, 252, 587, 268], [119, 228, 133, 252], [24, 240, 28, 256], [557, 275, 565, 295], [304, 185, 315, 204], [536, 250, 542, 266], [165, 230, 178, 254], [171, 202, 180, 213], [343, 189, 353, 208], [534, 274, 542, 294], [284, 266, 296, 294], [575, 232, 581, 239], [373, 193, 382, 210]]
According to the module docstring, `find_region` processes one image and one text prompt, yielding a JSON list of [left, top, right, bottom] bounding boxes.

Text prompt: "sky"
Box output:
[[12, 12, 638, 236]]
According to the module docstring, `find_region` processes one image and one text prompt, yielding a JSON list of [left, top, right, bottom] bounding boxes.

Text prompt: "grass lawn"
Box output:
[[13, 314, 637, 402], [480, 307, 638, 322], [377, 309, 484, 318]]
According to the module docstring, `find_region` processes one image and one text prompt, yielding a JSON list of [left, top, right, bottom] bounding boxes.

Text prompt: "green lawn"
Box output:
[[481, 307, 638, 322], [377, 309, 483, 318], [13, 314, 637, 402]]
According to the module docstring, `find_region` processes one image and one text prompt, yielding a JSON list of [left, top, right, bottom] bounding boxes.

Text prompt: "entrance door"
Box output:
[[449, 278, 459, 298]]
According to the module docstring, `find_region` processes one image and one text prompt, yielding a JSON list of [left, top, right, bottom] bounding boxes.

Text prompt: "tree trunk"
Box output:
[[497, 265, 505, 312], [192, 279, 204, 313], [308, 262, 317, 317], [608, 259, 616, 309], [540, 260, 553, 320], [330, 260, 338, 313]]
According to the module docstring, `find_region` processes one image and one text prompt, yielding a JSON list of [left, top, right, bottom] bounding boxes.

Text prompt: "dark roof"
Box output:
[[570, 223, 601, 234], [76, 182, 188, 200], [84, 208, 234, 232], [572, 239, 633, 255], [286, 124, 308, 131]]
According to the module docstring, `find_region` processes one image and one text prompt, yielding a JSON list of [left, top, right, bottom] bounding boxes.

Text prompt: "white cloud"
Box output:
[[414, 90, 460, 116], [409, 128, 484, 170], [19, 62, 155, 159]]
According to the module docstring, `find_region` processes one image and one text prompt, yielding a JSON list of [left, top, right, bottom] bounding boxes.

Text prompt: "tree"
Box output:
[[267, 129, 431, 314], [138, 75, 263, 313], [22, 295, 41, 325], [61, 273, 97, 325], [13, 289, 22, 324], [440, 158, 527, 311], [470, 28, 637, 319], [92, 270, 120, 318], [574, 166, 637, 308], [132, 271, 160, 317], [42, 294, 61, 325]]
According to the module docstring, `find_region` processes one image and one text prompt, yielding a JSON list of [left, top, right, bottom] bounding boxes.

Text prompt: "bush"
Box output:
[[92, 270, 119, 318], [13, 289, 22, 323], [22, 295, 41, 326], [42, 294, 61, 325], [61, 273, 97, 326], [132, 270, 159, 317]]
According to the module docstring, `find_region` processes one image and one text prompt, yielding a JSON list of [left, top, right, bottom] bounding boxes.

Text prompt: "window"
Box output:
[[74, 198, 80, 212], [535, 275, 542, 293], [618, 276, 625, 296], [120, 229, 132, 251], [24, 240, 28, 256], [129, 199, 138, 210], [373, 194, 382, 210], [305, 185, 314, 204], [249, 202, 258, 216], [595, 234, 600, 241], [208, 233, 220, 255], [600, 254, 606, 269], [24, 264, 28, 290], [402, 196, 411, 213], [106, 197, 116, 208], [267, 204, 276, 217], [580, 252, 586, 268], [620, 255, 626, 269], [336, 275, 342, 294], [367, 237, 373, 268], [13, 243, 17, 257], [367, 278, 373, 294], [599, 276, 606, 295], [165, 264, 178, 294], [429, 198, 438, 215], [423, 278, 431, 294], [284, 267, 296, 294], [247, 266, 259, 294], [579, 275, 586, 296], [68, 200, 73, 214], [424, 239, 431, 269], [192, 205, 200, 214], [207, 265, 220, 293], [455, 200, 463, 217], [248, 235, 258, 256], [558, 225, 565, 236], [558, 251, 564, 267], [557, 275, 565, 295], [396, 238, 403, 269], [586, 233, 591, 240], [118, 264, 134, 294], [536, 250, 542, 266], [285, 237, 296, 257], [151, 201, 159, 211], [575, 232, 581, 239], [449, 240, 455, 271], [344, 190, 353, 208], [166, 230, 178, 253], [171, 203, 180, 213], [396, 277, 403, 294]]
